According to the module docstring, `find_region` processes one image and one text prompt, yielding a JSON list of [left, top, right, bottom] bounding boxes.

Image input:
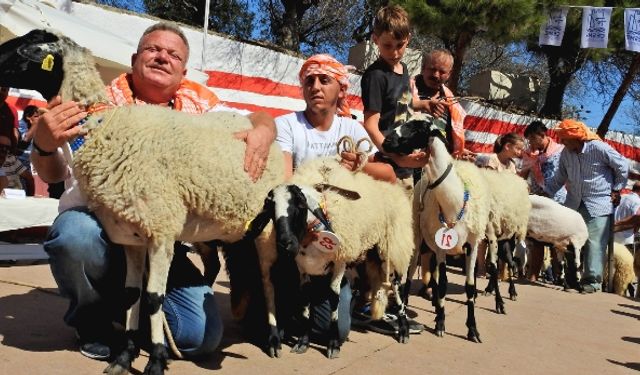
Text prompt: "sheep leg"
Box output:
[[104, 246, 146, 375], [142, 238, 174, 375], [498, 239, 518, 301], [291, 275, 311, 355], [486, 240, 505, 314], [563, 245, 582, 292], [260, 254, 281, 358], [326, 262, 346, 359], [432, 251, 447, 337], [464, 243, 481, 343], [391, 273, 410, 344]]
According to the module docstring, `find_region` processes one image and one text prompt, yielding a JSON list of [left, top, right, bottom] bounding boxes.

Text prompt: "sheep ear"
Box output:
[[314, 183, 361, 200], [289, 185, 308, 208], [17, 42, 61, 63], [243, 192, 274, 240]]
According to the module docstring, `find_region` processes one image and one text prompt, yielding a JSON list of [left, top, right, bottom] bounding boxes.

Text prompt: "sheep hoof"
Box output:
[[326, 341, 340, 359], [467, 328, 482, 343], [103, 363, 129, 375], [496, 303, 506, 315], [267, 328, 282, 358], [397, 331, 410, 344], [510, 294, 517, 301], [435, 329, 444, 338], [267, 345, 282, 358], [142, 344, 168, 375], [291, 336, 309, 354]]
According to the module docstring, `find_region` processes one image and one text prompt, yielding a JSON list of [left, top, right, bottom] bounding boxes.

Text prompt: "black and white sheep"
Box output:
[[383, 116, 531, 341], [248, 157, 415, 357]]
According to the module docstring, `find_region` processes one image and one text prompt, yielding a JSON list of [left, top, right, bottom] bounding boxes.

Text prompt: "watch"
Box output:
[[32, 140, 55, 156]]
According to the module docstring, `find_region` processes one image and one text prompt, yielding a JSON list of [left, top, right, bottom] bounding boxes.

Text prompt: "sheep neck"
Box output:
[[59, 43, 109, 107], [424, 139, 466, 226]]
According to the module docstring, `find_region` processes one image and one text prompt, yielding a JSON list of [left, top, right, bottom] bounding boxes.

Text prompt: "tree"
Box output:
[[142, 0, 255, 40], [257, 0, 368, 59], [398, 0, 545, 94]]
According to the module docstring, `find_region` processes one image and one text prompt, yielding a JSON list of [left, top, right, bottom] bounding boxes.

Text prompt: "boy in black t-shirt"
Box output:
[[361, 5, 427, 182]]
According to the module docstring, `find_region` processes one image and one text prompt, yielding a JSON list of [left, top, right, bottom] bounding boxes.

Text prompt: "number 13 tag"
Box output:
[[435, 227, 459, 250]]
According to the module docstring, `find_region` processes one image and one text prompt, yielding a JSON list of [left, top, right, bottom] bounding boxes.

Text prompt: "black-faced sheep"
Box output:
[[383, 117, 531, 342], [0, 29, 286, 375], [248, 157, 415, 357]]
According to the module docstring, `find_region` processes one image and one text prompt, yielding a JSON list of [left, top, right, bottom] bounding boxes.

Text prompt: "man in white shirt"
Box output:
[[614, 182, 640, 249]]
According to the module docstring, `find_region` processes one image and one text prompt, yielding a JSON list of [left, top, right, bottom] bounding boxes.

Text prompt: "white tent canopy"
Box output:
[[0, 0, 208, 85]]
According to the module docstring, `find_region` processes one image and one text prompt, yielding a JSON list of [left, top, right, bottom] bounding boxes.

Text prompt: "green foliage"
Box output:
[[257, 0, 370, 58], [141, 0, 255, 40], [398, 0, 545, 47]]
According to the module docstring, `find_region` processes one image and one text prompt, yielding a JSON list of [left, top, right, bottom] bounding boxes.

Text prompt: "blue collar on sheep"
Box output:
[[0, 30, 65, 101]]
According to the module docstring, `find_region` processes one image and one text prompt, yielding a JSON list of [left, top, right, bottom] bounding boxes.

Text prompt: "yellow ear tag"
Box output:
[[41, 54, 54, 71]]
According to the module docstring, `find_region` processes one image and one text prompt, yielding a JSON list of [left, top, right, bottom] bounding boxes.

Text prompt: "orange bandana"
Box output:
[[105, 73, 219, 114], [299, 54, 354, 117], [555, 119, 600, 141]]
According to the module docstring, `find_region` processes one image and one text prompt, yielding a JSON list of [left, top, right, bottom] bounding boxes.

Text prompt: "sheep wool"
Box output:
[[74, 106, 285, 243], [290, 157, 414, 273]]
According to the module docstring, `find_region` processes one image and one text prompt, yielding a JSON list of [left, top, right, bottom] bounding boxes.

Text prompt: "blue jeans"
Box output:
[[44, 207, 223, 358], [308, 276, 352, 344], [577, 203, 611, 290]]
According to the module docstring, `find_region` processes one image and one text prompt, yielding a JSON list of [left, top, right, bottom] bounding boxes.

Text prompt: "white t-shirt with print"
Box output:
[[275, 111, 376, 170], [614, 192, 640, 245]]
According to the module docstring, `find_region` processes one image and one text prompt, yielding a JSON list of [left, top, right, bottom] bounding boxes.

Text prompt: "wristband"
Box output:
[[32, 140, 56, 156]]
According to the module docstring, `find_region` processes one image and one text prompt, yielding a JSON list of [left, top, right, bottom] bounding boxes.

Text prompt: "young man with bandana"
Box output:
[[545, 119, 628, 293], [31, 22, 276, 361], [276, 54, 394, 182], [274, 54, 397, 348]]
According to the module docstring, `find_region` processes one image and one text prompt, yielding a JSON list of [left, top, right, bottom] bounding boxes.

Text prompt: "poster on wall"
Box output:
[[580, 7, 613, 48], [539, 7, 569, 46], [625, 8, 640, 52]]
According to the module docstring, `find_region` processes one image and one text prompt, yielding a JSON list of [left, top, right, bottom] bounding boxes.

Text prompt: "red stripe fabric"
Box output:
[[206, 70, 364, 110]]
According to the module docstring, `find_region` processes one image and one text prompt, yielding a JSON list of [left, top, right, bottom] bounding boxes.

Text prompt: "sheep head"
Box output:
[[0, 30, 64, 101], [382, 117, 449, 157]]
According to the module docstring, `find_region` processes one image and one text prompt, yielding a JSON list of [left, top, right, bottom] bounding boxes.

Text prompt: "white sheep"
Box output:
[[248, 157, 415, 357], [382, 116, 531, 342], [526, 194, 587, 291], [0, 30, 287, 374], [605, 243, 636, 296]]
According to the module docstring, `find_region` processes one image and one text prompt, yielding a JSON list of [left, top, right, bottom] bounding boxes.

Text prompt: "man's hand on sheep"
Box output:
[[339, 151, 362, 171], [389, 150, 429, 169], [235, 111, 277, 182], [34, 96, 87, 152]]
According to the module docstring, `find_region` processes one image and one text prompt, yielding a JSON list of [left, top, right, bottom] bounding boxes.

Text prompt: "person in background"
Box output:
[[476, 132, 525, 173], [0, 134, 34, 195], [614, 181, 640, 251], [411, 49, 472, 160], [473, 132, 525, 277], [0, 87, 19, 150], [545, 119, 628, 293], [521, 120, 567, 282], [16, 105, 38, 169]]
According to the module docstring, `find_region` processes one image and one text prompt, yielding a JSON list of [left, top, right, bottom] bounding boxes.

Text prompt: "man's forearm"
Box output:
[[31, 150, 69, 183], [248, 111, 276, 141]]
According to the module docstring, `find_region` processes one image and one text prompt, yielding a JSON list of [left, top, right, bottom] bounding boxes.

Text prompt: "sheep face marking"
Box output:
[[0, 30, 64, 101], [382, 119, 433, 155]]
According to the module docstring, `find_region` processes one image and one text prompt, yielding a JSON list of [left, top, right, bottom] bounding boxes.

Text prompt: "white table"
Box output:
[[0, 197, 59, 260]]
